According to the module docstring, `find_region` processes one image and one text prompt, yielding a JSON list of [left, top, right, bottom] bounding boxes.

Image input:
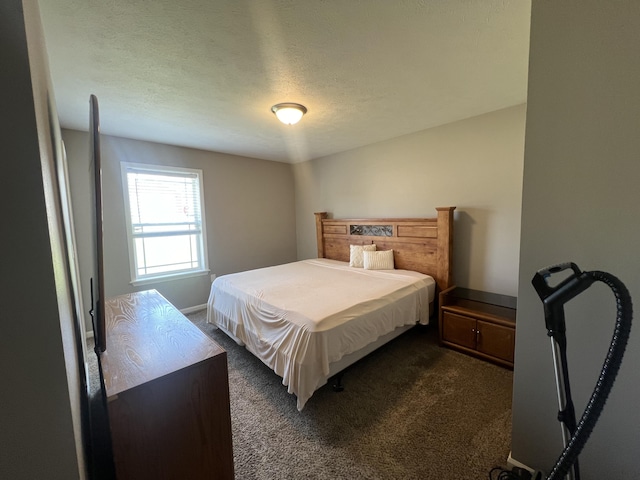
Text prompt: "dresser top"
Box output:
[[99, 289, 224, 398]]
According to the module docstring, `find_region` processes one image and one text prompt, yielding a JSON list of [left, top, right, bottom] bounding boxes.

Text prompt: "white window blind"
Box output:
[[122, 163, 208, 283]]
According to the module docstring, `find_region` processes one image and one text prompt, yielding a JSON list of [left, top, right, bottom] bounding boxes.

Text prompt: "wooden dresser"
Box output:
[[100, 289, 234, 479], [439, 286, 517, 368]]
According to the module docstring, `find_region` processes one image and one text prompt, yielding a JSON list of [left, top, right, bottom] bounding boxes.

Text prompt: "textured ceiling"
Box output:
[[37, 0, 531, 163]]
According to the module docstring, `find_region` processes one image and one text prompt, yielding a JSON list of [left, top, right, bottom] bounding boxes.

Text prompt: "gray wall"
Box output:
[[63, 129, 297, 329], [293, 105, 526, 296], [0, 0, 85, 478], [511, 1, 640, 477]]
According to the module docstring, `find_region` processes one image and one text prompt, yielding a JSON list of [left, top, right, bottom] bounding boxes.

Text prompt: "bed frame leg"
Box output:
[[332, 373, 344, 392]]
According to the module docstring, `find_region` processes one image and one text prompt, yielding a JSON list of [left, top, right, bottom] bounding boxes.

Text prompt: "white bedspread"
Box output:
[[206, 258, 435, 410]]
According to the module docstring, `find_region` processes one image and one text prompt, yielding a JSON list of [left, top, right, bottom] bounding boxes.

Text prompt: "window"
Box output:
[[121, 163, 208, 284]]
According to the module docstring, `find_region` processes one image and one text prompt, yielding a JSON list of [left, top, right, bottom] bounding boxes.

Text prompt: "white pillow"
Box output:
[[363, 249, 395, 270], [349, 244, 376, 268]]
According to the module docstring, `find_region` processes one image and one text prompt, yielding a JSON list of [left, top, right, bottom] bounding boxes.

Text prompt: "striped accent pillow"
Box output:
[[363, 249, 395, 270]]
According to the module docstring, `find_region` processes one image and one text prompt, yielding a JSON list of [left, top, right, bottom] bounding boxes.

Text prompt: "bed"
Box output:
[[206, 207, 455, 410]]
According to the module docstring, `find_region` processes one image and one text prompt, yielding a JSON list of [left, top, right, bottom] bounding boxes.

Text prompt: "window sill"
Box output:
[[131, 269, 210, 287]]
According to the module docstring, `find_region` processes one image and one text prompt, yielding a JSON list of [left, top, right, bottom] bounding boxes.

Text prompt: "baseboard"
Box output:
[[180, 303, 207, 314], [507, 452, 535, 473]]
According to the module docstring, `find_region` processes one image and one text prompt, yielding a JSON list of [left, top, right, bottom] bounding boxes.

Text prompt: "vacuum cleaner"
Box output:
[[491, 262, 632, 480], [531, 262, 633, 479]]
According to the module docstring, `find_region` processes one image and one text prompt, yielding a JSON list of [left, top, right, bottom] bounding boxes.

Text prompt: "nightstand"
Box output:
[[438, 286, 517, 368]]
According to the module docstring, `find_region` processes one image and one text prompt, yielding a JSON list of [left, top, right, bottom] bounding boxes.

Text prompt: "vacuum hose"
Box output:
[[539, 269, 633, 480]]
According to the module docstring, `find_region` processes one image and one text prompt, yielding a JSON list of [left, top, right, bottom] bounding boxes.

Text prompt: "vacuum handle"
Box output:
[[532, 262, 595, 334], [532, 262, 581, 294]]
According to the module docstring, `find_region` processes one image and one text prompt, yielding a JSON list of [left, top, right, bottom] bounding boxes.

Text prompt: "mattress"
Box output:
[[206, 258, 435, 410]]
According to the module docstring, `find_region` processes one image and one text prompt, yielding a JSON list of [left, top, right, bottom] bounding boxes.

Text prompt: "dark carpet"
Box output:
[[87, 310, 513, 479]]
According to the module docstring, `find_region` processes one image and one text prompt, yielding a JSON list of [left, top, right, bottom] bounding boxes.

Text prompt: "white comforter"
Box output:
[[206, 258, 435, 410]]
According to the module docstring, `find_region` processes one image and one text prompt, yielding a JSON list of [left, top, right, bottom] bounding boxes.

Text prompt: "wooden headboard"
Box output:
[[314, 207, 455, 293]]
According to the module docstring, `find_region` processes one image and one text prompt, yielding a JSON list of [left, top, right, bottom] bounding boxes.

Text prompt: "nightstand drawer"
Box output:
[[442, 311, 477, 349], [477, 320, 515, 363]]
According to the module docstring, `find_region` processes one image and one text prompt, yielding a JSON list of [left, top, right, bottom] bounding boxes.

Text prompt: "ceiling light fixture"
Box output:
[[271, 103, 307, 125]]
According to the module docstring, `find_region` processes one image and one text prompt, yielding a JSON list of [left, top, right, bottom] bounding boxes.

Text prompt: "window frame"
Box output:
[[121, 162, 209, 286]]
